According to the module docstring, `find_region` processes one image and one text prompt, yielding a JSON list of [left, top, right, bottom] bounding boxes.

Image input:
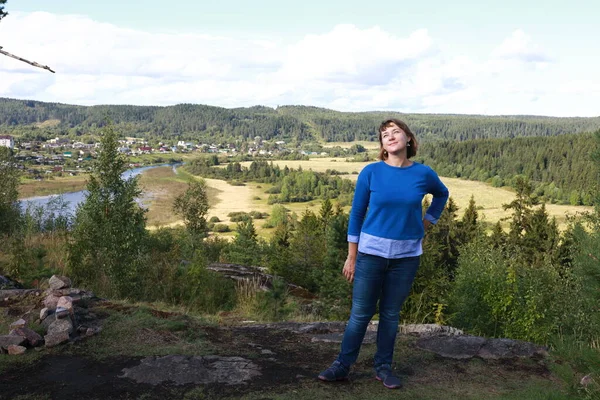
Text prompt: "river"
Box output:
[[19, 164, 178, 217]]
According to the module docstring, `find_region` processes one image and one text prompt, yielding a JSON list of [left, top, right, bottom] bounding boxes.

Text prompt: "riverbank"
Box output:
[[18, 175, 90, 199]]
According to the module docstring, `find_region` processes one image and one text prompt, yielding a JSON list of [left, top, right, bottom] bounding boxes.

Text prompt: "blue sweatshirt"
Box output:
[[348, 161, 449, 258]]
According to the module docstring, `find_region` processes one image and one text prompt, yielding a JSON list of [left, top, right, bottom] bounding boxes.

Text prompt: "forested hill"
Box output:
[[1, 97, 599, 143]]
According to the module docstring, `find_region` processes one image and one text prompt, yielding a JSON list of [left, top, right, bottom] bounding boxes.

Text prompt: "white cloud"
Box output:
[[0, 12, 598, 116], [491, 29, 551, 63]]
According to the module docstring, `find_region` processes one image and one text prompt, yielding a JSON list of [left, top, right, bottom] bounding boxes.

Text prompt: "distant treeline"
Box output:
[[2, 98, 599, 143], [416, 132, 599, 205]]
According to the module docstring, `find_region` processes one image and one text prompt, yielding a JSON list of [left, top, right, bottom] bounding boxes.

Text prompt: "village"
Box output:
[[0, 133, 328, 180]]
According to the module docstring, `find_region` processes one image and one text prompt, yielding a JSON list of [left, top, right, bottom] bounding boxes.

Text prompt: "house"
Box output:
[[63, 151, 73, 158], [0, 135, 14, 149]]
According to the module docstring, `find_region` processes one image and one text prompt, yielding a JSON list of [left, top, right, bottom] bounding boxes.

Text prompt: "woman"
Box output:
[[318, 118, 449, 389]]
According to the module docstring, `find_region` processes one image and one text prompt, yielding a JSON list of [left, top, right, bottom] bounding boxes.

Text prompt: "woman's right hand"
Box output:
[[342, 256, 356, 282]]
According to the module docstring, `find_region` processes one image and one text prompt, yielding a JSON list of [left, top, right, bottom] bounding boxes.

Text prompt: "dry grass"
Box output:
[[34, 119, 61, 128], [19, 175, 89, 199], [139, 167, 220, 229], [219, 158, 592, 231]]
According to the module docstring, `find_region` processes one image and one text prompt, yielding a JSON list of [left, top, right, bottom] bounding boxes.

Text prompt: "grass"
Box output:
[[138, 166, 220, 228], [227, 157, 591, 230], [62, 302, 216, 360], [18, 175, 89, 199]]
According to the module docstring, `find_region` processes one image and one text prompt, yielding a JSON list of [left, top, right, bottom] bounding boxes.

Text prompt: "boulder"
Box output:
[[417, 335, 487, 359], [57, 296, 73, 311], [9, 318, 27, 330], [43, 294, 61, 310], [0, 335, 27, 349], [40, 307, 49, 321], [47, 317, 73, 336], [48, 275, 71, 290], [55, 307, 70, 319], [7, 345, 27, 355], [9, 327, 43, 347], [44, 331, 70, 348]]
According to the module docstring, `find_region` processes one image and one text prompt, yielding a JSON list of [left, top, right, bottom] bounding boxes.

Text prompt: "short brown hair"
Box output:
[[377, 118, 418, 160]]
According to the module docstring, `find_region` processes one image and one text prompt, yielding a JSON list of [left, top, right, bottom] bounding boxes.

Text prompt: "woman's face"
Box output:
[[380, 123, 410, 155]]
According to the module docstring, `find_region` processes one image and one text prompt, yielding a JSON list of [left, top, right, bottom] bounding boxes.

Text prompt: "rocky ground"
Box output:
[[0, 277, 574, 400]]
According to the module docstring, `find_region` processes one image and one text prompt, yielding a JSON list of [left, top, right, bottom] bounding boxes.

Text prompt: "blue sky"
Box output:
[[1, 0, 599, 116]]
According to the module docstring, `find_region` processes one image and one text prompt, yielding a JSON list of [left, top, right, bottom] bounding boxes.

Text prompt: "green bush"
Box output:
[[211, 224, 230, 233], [448, 241, 577, 343]]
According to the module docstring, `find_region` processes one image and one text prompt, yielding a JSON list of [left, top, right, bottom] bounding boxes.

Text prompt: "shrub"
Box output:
[[212, 224, 230, 233]]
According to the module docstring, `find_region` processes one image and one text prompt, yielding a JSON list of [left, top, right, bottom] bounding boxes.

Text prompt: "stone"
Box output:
[[43, 294, 61, 310], [48, 275, 71, 290], [399, 324, 464, 336], [0, 335, 27, 349], [47, 317, 73, 336], [120, 355, 261, 386], [417, 335, 487, 359], [7, 345, 27, 355], [44, 331, 69, 348], [9, 327, 43, 347], [55, 307, 70, 319], [9, 318, 27, 330], [40, 307, 49, 321], [57, 296, 73, 311], [477, 338, 548, 360], [311, 331, 377, 344]]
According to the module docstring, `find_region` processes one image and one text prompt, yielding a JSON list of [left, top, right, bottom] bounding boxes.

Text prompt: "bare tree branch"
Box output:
[[0, 46, 55, 73]]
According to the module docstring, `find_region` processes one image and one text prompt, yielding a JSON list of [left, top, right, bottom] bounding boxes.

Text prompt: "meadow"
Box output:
[[139, 157, 591, 235]]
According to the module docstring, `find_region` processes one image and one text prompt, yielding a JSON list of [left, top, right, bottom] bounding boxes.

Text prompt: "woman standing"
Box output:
[[318, 118, 449, 389]]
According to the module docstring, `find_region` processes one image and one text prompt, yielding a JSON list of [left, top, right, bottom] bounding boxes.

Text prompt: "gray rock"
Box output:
[[399, 324, 464, 336], [417, 335, 487, 359], [44, 331, 69, 347], [0, 335, 27, 349], [260, 349, 275, 355], [47, 317, 73, 336], [9, 327, 43, 347], [7, 345, 27, 355], [57, 296, 74, 311], [48, 275, 71, 290], [9, 318, 27, 330], [477, 338, 548, 359], [40, 307, 49, 321], [311, 331, 377, 344], [120, 355, 261, 386], [43, 294, 61, 310], [55, 307, 70, 319]]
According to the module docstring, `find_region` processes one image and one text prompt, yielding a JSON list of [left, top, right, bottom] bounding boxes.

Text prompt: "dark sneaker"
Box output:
[[375, 364, 402, 389], [318, 360, 350, 382]]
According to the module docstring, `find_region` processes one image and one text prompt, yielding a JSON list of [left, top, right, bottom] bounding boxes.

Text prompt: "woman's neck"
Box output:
[[385, 152, 412, 168]]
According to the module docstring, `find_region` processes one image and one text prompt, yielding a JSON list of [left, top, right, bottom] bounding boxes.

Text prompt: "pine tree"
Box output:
[[67, 124, 148, 297]]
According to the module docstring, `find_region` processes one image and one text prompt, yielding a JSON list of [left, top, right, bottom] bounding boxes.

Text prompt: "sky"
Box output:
[[0, 0, 599, 116]]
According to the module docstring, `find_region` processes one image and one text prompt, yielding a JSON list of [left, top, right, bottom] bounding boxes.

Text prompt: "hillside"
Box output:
[[2, 97, 600, 143]]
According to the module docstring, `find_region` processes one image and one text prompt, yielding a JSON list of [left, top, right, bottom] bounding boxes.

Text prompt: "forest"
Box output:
[[2, 97, 600, 143]]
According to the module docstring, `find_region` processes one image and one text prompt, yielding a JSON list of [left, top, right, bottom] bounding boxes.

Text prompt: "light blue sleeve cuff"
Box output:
[[424, 213, 439, 225], [347, 235, 359, 243]]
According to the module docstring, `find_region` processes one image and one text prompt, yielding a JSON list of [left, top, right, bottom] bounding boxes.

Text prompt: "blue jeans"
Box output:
[[337, 252, 420, 368]]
